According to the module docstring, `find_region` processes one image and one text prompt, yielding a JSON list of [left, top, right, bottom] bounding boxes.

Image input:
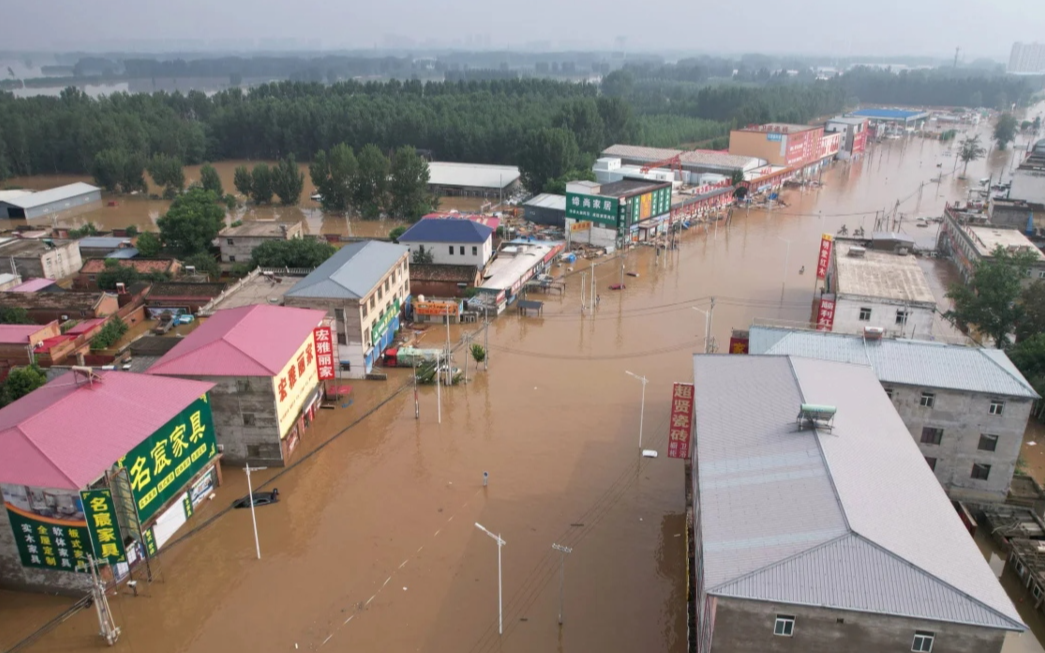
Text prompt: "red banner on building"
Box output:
[[816, 296, 836, 331], [668, 382, 695, 459], [313, 327, 336, 380], [816, 233, 834, 280], [728, 330, 749, 354]]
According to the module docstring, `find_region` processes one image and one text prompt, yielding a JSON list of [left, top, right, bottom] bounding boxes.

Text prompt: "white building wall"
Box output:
[[832, 296, 936, 338], [403, 238, 492, 267]]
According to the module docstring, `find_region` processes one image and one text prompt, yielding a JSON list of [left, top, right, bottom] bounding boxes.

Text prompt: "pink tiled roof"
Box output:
[[65, 318, 105, 336], [147, 304, 327, 377], [0, 371, 214, 489], [9, 278, 56, 293], [0, 325, 46, 345]]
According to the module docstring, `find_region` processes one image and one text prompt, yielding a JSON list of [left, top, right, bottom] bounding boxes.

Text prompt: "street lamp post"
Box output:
[[625, 371, 648, 450], [552, 543, 573, 625], [475, 522, 506, 635], [245, 464, 268, 560]]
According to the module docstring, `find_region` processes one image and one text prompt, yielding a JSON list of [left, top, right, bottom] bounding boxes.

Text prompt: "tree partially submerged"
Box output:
[[251, 238, 336, 269], [945, 245, 1038, 347], [156, 188, 226, 256]]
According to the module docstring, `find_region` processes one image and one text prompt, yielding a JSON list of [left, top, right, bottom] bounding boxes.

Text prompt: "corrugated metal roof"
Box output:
[[0, 324, 47, 344], [693, 355, 1024, 631], [601, 144, 761, 170], [0, 370, 213, 489], [285, 241, 407, 300], [8, 278, 56, 293], [0, 183, 99, 210], [749, 326, 1039, 398], [147, 304, 327, 377], [523, 193, 567, 211], [78, 237, 132, 249], [397, 218, 492, 244], [427, 162, 520, 189]]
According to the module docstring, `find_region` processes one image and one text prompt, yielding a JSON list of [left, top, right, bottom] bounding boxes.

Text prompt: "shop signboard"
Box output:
[[570, 220, 593, 233], [816, 233, 833, 279], [313, 327, 335, 380], [817, 295, 836, 331], [371, 298, 401, 347], [274, 335, 321, 437], [116, 395, 218, 523], [628, 187, 672, 225], [668, 383, 695, 459], [2, 484, 89, 572], [767, 132, 783, 142], [415, 301, 459, 317], [566, 193, 620, 227], [80, 489, 126, 565], [728, 336, 749, 354]]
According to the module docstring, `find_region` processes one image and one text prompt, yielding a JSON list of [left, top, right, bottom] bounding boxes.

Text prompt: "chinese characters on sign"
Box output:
[[414, 301, 458, 317], [667, 383, 695, 459], [816, 296, 836, 331], [816, 233, 834, 280], [565, 192, 620, 227], [80, 489, 126, 565], [1, 486, 89, 573], [728, 336, 750, 354], [117, 395, 218, 523], [313, 326, 335, 381], [569, 220, 593, 233]]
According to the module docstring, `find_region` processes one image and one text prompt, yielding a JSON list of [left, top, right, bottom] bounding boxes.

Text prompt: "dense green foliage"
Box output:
[[96, 259, 171, 290], [389, 226, 407, 242], [271, 155, 305, 206], [135, 231, 162, 257], [184, 253, 221, 280], [147, 153, 185, 198], [90, 316, 129, 351], [958, 135, 986, 176], [199, 163, 224, 196], [0, 307, 34, 324], [946, 246, 1039, 347], [310, 143, 433, 217], [251, 238, 337, 268], [92, 148, 147, 193], [994, 113, 1019, 150], [387, 147, 436, 220], [156, 188, 226, 256], [1, 365, 47, 406]]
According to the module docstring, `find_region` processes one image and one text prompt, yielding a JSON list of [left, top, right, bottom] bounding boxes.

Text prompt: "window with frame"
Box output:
[[896, 309, 909, 325], [1038, 270, 1045, 279], [242, 413, 256, 426], [229, 255, 236, 262], [971, 463, 992, 480], [459, 246, 465, 255], [337, 332, 346, 345], [370, 296, 376, 310], [361, 303, 368, 318], [989, 400, 1004, 415], [364, 328, 370, 344], [227, 238, 234, 245], [920, 392, 935, 408], [978, 433, 999, 452], [378, 287, 383, 300], [773, 615, 794, 637], [911, 631, 934, 652], [920, 427, 943, 445], [472, 246, 478, 256], [925, 457, 937, 471], [1034, 584, 1043, 601], [858, 307, 872, 321], [448, 246, 454, 255], [1016, 559, 1026, 577], [385, 278, 390, 292]]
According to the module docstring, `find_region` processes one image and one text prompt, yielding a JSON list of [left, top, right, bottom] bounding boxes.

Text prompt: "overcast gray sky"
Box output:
[[5, 0, 1045, 58]]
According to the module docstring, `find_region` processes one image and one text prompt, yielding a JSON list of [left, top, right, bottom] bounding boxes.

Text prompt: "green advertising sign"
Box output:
[[116, 395, 217, 523], [654, 187, 672, 216], [371, 297, 401, 346], [4, 506, 89, 573], [566, 192, 620, 227], [80, 489, 126, 565]]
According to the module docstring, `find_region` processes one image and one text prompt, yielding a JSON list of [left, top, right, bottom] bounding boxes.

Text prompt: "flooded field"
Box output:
[[3, 117, 1045, 653]]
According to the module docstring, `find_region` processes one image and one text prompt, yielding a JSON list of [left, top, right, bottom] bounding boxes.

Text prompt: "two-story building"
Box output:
[[147, 304, 328, 466], [396, 218, 494, 268], [689, 354, 1024, 653], [749, 326, 1040, 502], [283, 241, 410, 378], [0, 238, 82, 280], [821, 241, 937, 338], [940, 207, 1045, 284], [824, 116, 870, 160], [218, 221, 304, 264]]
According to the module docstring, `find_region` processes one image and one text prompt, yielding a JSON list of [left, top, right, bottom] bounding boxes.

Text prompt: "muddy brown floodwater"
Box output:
[[4, 115, 1045, 653]]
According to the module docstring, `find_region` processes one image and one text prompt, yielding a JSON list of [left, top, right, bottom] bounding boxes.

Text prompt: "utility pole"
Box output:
[[590, 261, 596, 311], [552, 543, 573, 625], [619, 262, 625, 288], [444, 315, 452, 386], [245, 464, 267, 559], [625, 370, 648, 450], [580, 271, 586, 314], [475, 523, 506, 636], [483, 307, 489, 371], [413, 361, 420, 419], [692, 300, 715, 354], [437, 352, 442, 424], [461, 332, 471, 384]]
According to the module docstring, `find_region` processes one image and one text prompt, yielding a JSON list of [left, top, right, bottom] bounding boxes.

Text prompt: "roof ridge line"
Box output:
[[787, 356, 852, 533], [978, 347, 1039, 396], [15, 423, 81, 489], [849, 532, 1025, 630], [220, 330, 281, 375], [707, 533, 851, 592]]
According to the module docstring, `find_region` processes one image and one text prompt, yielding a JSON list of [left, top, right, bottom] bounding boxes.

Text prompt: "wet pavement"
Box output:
[[4, 116, 1045, 652]]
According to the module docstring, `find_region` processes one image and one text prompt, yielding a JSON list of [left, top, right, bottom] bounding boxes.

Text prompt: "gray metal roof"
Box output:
[[0, 183, 99, 209], [284, 241, 407, 300], [749, 326, 1039, 398], [523, 193, 567, 211], [426, 162, 520, 190], [693, 355, 1025, 631]]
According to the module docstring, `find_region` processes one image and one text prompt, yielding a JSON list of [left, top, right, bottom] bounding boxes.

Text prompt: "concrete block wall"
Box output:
[[832, 296, 935, 339], [200, 375, 284, 467]]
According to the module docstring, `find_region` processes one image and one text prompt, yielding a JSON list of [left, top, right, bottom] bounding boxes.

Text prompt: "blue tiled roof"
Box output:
[[850, 108, 928, 120], [397, 219, 493, 244]]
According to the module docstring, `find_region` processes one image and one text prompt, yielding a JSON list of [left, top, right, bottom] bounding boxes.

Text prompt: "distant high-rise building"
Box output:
[[1008, 42, 1045, 74]]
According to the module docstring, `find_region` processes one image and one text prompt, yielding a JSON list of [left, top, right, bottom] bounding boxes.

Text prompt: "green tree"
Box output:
[[994, 113, 1019, 151], [1017, 281, 1045, 344], [389, 226, 407, 242], [184, 252, 221, 280], [147, 154, 185, 198], [555, 98, 605, 154], [411, 245, 434, 265], [1009, 333, 1045, 399], [96, 260, 140, 290], [125, 225, 139, 237], [271, 155, 305, 206], [156, 188, 225, 256], [234, 164, 253, 197], [90, 317, 128, 351], [1, 365, 47, 406], [518, 128, 580, 193], [68, 222, 100, 239], [0, 307, 34, 324], [352, 144, 389, 219], [309, 143, 357, 212], [200, 163, 224, 196], [250, 163, 274, 204], [470, 343, 486, 369], [958, 135, 986, 177], [135, 231, 162, 257], [387, 146, 433, 221], [92, 149, 146, 194], [250, 238, 337, 268], [946, 246, 1039, 347]]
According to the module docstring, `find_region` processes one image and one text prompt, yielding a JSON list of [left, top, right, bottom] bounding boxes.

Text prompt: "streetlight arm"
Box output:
[[625, 370, 647, 384], [475, 522, 506, 545]]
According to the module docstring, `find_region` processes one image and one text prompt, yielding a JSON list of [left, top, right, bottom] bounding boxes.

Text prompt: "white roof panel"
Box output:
[[427, 162, 520, 190]]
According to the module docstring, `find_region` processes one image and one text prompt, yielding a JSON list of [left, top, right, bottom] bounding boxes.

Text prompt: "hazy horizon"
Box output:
[[6, 0, 1045, 60]]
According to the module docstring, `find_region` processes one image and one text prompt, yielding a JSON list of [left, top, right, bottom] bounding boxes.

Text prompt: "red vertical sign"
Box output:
[[313, 327, 335, 380], [668, 382, 695, 459], [816, 233, 834, 280], [816, 296, 836, 331]]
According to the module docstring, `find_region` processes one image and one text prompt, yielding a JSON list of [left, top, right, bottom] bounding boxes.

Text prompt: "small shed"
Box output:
[[523, 194, 567, 227]]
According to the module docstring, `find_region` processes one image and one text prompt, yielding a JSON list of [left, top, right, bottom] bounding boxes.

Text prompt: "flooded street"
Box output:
[[4, 118, 1045, 653]]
